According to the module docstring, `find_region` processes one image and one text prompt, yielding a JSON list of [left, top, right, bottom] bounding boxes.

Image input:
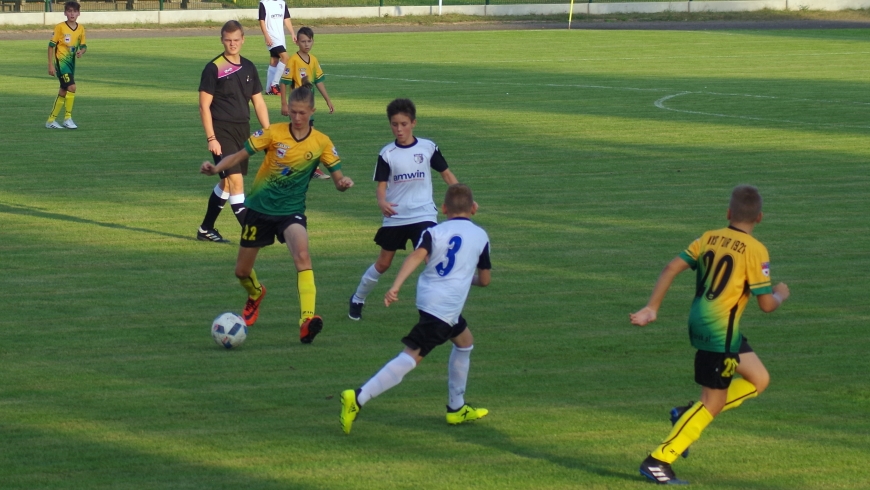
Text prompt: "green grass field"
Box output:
[[1, 27, 869, 489]]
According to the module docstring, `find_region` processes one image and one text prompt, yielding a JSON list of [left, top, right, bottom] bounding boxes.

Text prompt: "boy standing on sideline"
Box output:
[[200, 82, 353, 344], [197, 20, 270, 243], [259, 0, 295, 96], [348, 98, 457, 320], [630, 185, 790, 485], [278, 28, 334, 117], [46, 1, 86, 130], [279, 27, 334, 179], [340, 184, 491, 435]]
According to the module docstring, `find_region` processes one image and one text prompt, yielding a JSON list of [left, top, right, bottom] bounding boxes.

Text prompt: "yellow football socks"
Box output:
[[721, 378, 758, 413], [239, 269, 263, 300], [48, 95, 65, 122], [297, 269, 316, 325], [64, 91, 76, 119], [651, 402, 714, 464]]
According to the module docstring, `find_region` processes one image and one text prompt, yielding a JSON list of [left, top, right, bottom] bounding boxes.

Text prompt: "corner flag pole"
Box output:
[[568, 0, 575, 29]]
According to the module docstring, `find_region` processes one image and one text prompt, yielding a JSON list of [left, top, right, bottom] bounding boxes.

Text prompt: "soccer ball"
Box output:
[[212, 312, 247, 349]]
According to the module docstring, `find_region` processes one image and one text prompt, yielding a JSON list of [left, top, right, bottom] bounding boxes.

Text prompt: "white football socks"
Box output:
[[358, 352, 417, 406], [448, 345, 473, 410], [352, 264, 382, 304], [267, 65, 276, 87], [214, 183, 230, 200], [272, 61, 286, 88]]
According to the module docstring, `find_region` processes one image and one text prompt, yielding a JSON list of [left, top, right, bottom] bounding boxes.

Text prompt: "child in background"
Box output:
[[46, 1, 87, 130]]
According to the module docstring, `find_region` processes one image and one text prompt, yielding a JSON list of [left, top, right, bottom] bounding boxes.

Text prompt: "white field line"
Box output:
[[332, 74, 870, 129], [654, 92, 870, 129]]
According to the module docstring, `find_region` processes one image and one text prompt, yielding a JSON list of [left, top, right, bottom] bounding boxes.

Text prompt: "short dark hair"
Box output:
[[297, 26, 314, 40], [387, 98, 416, 121], [443, 184, 474, 214], [729, 185, 763, 223], [64, 1, 80, 11], [221, 20, 244, 38]]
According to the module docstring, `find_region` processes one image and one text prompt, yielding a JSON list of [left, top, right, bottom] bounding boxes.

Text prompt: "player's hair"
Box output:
[[387, 98, 416, 121], [729, 184, 763, 223], [443, 184, 474, 214], [64, 1, 80, 11], [297, 27, 314, 40], [220, 20, 244, 38], [289, 80, 315, 108]]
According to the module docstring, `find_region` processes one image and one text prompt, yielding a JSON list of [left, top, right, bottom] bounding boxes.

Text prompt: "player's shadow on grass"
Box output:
[[365, 408, 638, 483], [0, 202, 199, 242]]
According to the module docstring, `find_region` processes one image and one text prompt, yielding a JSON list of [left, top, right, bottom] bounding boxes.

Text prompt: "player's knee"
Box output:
[[293, 250, 311, 268], [452, 329, 474, 348], [375, 258, 392, 273], [753, 371, 770, 395]]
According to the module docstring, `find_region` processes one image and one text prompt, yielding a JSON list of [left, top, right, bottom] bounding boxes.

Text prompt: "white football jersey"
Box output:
[[259, 0, 289, 49], [415, 218, 491, 325], [374, 137, 449, 227]]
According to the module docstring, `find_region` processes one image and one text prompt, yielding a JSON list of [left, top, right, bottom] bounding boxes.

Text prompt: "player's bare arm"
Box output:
[[201, 148, 247, 175], [315, 82, 334, 114], [76, 47, 86, 58], [472, 269, 491, 287], [284, 18, 296, 43], [259, 20, 271, 46], [630, 256, 691, 326], [315, 82, 335, 114], [384, 246, 429, 307], [440, 168, 459, 186], [329, 170, 353, 191], [199, 91, 222, 156], [48, 46, 56, 76], [376, 181, 397, 217], [251, 93, 271, 129], [757, 282, 790, 313]]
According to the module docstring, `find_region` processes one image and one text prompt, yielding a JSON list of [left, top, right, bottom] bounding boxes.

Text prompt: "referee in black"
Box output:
[[197, 20, 270, 242]]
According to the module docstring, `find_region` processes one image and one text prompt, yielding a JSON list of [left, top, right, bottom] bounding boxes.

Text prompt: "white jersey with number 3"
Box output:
[[415, 218, 491, 325]]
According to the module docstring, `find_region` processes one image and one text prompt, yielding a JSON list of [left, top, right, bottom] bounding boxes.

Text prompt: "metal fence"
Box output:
[[3, 0, 731, 13]]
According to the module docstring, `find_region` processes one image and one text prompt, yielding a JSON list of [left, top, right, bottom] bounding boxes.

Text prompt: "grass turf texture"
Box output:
[[1, 27, 869, 489]]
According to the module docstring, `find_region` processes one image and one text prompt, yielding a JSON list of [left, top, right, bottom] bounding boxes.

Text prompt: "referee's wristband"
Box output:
[[207, 135, 216, 142]]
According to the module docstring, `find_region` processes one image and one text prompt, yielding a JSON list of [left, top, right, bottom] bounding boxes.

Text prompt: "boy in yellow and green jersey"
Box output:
[[278, 27, 334, 180], [630, 185, 790, 485], [46, 1, 87, 130], [200, 81, 353, 344]]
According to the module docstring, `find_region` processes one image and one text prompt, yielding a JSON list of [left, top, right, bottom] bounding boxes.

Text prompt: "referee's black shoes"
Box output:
[[197, 228, 230, 243]]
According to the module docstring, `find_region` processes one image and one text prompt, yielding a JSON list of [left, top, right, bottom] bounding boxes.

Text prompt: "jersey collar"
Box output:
[[394, 137, 418, 149]]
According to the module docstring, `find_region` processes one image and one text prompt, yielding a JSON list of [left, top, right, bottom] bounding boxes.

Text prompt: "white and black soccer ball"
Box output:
[[212, 312, 247, 349]]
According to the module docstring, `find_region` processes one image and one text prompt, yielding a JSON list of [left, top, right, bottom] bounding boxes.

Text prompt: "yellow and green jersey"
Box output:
[[244, 123, 341, 216], [680, 226, 773, 354], [49, 21, 86, 75], [279, 52, 325, 88]]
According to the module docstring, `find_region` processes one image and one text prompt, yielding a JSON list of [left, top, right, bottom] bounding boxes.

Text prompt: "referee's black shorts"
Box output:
[[212, 121, 251, 178]]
